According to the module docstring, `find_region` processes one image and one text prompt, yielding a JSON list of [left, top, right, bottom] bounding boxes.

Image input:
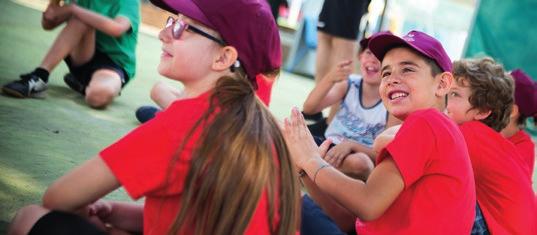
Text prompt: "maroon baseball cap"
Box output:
[[368, 30, 452, 72], [149, 0, 282, 85], [510, 69, 537, 117]]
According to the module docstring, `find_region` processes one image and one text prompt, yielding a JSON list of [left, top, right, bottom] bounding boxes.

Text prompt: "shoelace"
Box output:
[[19, 73, 36, 82]]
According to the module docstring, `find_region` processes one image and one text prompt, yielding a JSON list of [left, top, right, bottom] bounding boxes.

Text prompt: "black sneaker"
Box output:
[[2, 73, 48, 98], [63, 73, 86, 95], [135, 105, 161, 123]]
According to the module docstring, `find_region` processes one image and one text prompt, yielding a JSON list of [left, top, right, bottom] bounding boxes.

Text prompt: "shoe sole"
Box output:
[[2, 87, 46, 99]]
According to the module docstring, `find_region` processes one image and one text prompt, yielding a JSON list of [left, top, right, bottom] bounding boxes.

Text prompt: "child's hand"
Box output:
[[88, 200, 113, 221], [372, 125, 401, 154], [282, 107, 329, 170], [325, 60, 353, 84], [323, 140, 353, 168], [42, 2, 72, 30]]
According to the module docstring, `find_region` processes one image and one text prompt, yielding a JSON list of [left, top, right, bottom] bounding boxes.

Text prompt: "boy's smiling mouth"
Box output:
[[388, 90, 409, 101]]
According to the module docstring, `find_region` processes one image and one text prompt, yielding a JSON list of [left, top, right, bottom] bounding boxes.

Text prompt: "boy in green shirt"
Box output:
[[2, 0, 139, 109]]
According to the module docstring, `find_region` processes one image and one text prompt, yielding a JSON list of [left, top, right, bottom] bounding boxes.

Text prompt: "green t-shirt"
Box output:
[[76, 0, 140, 79]]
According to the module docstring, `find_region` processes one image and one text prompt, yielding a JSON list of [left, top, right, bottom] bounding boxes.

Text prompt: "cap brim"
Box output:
[[369, 33, 430, 63], [149, 0, 215, 29]]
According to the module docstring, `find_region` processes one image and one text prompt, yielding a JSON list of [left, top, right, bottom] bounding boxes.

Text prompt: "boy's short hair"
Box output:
[[452, 57, 514, 131], [510, 69, 537, 125]]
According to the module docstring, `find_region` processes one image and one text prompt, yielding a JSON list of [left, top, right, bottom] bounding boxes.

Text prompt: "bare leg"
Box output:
[[338, 152, 374, 181], [326, 36, 357, 123], [314, 31, 333, 83], [85, 69, 122, 109], [7, 205, 50, 235], [150, 81, 182, 109], [39, 16, 95, 72]]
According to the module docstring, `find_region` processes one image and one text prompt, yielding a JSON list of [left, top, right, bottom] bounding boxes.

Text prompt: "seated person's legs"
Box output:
[[8, 205, 50, 235], [338, 152, 374, 181], [85, 69, 122, 109], [150, 80, 182, 109], [9, 204, 109, 235], [135, 81, 182, 123], [301, 195, 347, 235]]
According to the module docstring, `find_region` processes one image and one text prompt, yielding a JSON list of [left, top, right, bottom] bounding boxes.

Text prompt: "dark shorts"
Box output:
[[28, 211, 106, 235], [471, 203, 490, 235], [64, 49, 129, 88], [317, 0, 370, 40], [301, 195, 350, 235]]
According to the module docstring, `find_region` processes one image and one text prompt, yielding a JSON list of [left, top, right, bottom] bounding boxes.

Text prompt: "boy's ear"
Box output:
[[474, 109, 492, 120], [212, 46, 239, 71], [435, 72, 453, 97], [510, 104, 520, 118]]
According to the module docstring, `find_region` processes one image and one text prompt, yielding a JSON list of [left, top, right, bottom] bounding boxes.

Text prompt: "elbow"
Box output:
[[354, 204, 384, 222], [104, 25, 128, 38], [41, 184, 69, 211], [42, 188, 62, 210]]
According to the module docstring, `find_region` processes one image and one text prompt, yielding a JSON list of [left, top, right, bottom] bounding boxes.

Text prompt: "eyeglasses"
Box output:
[[165, 16, 226, 46]]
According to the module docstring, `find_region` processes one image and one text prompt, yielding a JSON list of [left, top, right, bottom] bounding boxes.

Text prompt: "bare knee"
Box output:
[[150, 81, 180, 108], [8, 205, 50, 235], [85, 70, 121, 109], [341, 153, 374, 180], [85, 85, 117, 109], [149, 81, 168, 102]]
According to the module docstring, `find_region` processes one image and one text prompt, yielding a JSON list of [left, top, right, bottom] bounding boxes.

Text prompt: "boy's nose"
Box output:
[[385, 74, 401, 85]]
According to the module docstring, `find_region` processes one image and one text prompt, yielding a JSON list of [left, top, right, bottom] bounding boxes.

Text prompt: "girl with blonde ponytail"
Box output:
[[8, 1, 299, 235]]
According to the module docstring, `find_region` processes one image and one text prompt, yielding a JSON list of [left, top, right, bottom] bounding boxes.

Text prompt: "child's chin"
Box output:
[[389, 107, 411, 120]]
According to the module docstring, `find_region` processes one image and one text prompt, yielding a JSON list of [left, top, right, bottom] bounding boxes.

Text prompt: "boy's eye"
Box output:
[[402, 67, 415, 73], [381, 71, 391, 78], [450, 92, 459, 97]]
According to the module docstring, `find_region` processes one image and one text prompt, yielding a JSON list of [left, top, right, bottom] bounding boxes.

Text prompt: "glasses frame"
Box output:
[[165, 16, 226, 46]]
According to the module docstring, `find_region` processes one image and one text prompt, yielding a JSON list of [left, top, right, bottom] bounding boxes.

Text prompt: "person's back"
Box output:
[[459, 121, 536, 234], [447, 58, 537, 234], [78, 0, 140, 80], [502, 69, 537, 181]]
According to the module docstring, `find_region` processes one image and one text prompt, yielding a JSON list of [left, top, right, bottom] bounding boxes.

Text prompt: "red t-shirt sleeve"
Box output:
[[378, 114, 434, 188], [100, 111, 192, 199]]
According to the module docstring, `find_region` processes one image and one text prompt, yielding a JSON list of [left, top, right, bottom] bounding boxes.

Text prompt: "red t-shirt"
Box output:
[[507, 129, 535, 182], [460, 121, 536, 234], [255, 74, 274, 106], [356, 109, 476, 234], [100, 92, 278, 235]]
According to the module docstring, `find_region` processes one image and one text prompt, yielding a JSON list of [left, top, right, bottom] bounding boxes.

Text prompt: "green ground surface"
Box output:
[[1, 1, 536, 233], [0, 0, 315, 232]]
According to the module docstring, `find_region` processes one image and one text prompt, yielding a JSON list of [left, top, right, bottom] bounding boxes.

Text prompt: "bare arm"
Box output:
[[42, 156, 120, 212], [283, 108, 404, 220], [70, 4, 132, 38], [303, 60, 352, 114]]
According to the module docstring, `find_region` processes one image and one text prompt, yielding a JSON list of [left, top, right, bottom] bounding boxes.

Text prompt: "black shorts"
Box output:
[[28, 211, 106, 235], [317, 0, 371, 40], [64, 49, 129, 88]]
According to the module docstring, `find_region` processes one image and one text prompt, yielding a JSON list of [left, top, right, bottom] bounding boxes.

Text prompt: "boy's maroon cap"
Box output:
[[368, 30, 452, 72], [149, 0, 282, 84], [510, 69, 537, 117]]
